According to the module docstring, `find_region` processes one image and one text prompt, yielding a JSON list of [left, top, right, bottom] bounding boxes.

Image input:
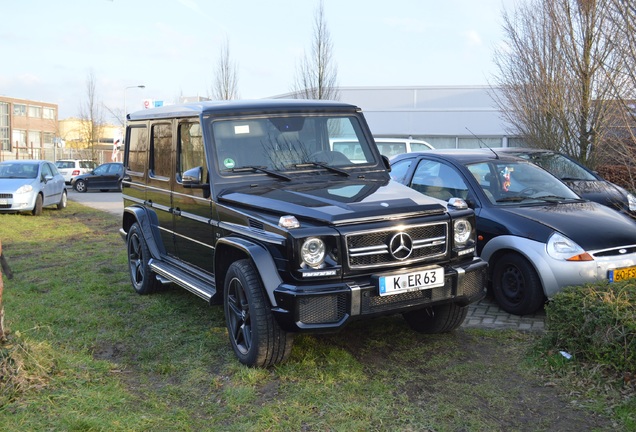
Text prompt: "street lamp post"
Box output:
[[124, 85, 145, 120]]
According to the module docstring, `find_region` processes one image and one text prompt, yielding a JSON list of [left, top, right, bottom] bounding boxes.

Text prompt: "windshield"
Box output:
[[0, 163, 39, 179], [512, 152, 597, 181], [466, 160, 581, 205], [209, 115, 376, 174]]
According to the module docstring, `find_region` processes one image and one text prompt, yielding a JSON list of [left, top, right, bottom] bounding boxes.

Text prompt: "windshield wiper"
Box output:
[[495, 196, 530, 203], [231, 166, 291, 181], [292, 162, 349, 177]]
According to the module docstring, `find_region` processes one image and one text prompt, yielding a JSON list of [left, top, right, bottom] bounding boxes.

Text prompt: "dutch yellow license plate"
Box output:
[[609, 266, 636, 283]]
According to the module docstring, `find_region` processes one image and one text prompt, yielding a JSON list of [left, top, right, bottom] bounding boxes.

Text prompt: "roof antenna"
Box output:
[[465, 127, 499, 159]]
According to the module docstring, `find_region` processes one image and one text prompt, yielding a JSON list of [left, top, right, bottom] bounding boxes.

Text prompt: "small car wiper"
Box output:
[[291, 162, 350, 177], [231, 166, 291, 181], [495, 195, 530, 203]]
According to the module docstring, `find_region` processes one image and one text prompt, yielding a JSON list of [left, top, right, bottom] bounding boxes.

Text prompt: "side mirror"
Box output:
[[182, 167, 210, 195], [381, 155, 391, 172], [182, 166, 203, 185]]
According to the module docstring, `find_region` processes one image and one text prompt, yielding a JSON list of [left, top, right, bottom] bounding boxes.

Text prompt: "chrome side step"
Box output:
[[149, 259, 216, 302]]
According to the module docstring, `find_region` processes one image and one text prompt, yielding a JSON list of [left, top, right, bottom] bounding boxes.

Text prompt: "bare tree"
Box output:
[[492, 0, 624, 168], [77, 70, 105, 162], [211, 37, 239, 100], [292, 0, 339, 100]]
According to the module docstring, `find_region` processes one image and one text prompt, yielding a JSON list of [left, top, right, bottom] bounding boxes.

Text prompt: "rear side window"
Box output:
[[126, 125, 148, 175], [151, 123, 172, 179]]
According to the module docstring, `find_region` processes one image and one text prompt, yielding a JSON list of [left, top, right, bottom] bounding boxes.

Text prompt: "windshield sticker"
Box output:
[[501, 167, 513, 191], [234, 125, 250, 134], [223, 158, 236, 169]]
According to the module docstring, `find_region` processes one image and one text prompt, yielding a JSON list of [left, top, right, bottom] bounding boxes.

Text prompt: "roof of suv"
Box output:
[[127, 99, 361, 121]]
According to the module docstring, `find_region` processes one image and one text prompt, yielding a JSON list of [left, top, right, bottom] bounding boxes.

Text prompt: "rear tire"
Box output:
[[56, 190, 67, 210], [127, 223, 160, 295], [224, 259, 293, 367], [403, 303, 468, 333], [491, 253, 545, 315]]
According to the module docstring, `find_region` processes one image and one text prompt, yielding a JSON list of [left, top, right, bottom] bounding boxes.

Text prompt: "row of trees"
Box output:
[[492, 0, 636, 172], [212, 0, 338, 101], [81, 0, 636, 181]]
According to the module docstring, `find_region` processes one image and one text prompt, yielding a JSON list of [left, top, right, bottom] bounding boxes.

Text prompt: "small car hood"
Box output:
[[0, 178, 36, 192], [498, 201, 636, 251], [219, 179, 447, 225]]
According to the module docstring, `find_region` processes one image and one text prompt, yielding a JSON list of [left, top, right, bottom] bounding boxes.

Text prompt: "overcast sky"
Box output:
[[0, 0, 519, 120]]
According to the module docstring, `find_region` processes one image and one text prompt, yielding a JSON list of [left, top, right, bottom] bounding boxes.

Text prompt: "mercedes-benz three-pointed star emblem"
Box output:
[[389, 232, 413, 260]]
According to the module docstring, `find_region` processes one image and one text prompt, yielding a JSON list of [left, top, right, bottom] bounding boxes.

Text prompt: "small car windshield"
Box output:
[[210, 115, 376, 174], [0, 163, 39, 179], [466, 160, 582, 205], [512, 152, 597, 181]]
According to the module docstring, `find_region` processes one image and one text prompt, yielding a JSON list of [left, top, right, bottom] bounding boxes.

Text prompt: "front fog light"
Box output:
[[301, 237, 326, 267], [453, 219, 472, 245]]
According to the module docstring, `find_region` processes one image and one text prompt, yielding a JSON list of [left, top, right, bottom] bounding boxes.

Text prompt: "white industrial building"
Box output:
[[280, 86, 523, 149]]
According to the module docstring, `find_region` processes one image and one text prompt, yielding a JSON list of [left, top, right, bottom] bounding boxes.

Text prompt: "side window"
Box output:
[[126, 125, 148, 175], [151, 123, 173, 179], [178, 121, 206, 182], [389, 159, 413, 184], [411, 160, 469, 201], [41, 163, 53, 178]]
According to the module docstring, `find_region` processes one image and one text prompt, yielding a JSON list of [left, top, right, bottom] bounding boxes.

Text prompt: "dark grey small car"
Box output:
[[495, 148, 636, 217]]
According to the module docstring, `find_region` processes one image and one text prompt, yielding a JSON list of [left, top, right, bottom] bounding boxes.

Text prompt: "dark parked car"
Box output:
[[391, 149, 636, 315], [495, 148, 636, 217], [72, 162, 124, 192]]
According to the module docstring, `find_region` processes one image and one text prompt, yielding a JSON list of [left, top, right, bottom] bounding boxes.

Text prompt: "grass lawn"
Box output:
[[0, 202, 632, 431]]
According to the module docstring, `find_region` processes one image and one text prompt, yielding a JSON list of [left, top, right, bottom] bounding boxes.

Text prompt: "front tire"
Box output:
[[127, 223, 160, 295], [403, 303, 468, 333], [491, 253, 545, 315], [224, 259, 293, 367], [56, 190, 67, 210], [74, 179, 87, 193], [32, 194, 43, 216]]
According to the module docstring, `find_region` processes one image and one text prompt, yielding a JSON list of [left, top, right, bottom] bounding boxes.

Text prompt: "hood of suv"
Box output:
[[219, 179, 448, 224]]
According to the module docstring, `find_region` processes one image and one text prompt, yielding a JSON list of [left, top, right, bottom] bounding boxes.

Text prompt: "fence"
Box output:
[[1, 144, 120, 165]]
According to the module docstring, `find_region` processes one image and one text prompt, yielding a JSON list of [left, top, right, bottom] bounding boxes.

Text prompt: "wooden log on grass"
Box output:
[[0, 240, 14, 342]]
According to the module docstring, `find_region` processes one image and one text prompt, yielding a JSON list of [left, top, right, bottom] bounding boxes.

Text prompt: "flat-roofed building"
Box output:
[[0, 96, 59, 161]]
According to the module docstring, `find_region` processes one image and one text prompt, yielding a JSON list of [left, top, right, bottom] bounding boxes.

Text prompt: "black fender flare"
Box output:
[[215, 236, 282, 307], [122, 205, 166, 260]]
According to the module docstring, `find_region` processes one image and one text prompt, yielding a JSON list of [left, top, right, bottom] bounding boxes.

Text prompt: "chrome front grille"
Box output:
[[346, 222, 448, 269]]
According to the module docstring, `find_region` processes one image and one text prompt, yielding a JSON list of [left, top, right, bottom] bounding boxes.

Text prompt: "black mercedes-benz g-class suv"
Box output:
[[120, 99, 487, 367]]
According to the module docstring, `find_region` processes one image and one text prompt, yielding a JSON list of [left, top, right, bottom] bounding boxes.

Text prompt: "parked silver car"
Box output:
[[0, 160, 67, 215]]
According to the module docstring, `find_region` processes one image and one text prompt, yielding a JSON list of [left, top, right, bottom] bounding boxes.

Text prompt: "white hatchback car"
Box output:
[[55, 159, 97, 184], [373, 137, 434, 158]]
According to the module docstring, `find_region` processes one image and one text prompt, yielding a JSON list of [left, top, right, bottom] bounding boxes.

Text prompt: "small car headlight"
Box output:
[[627, 193, 636, 211], [453, 219, 472, 246], [546, 232, 592, 261], [301, 237, 326, 267], [15, 184, 33, 194]]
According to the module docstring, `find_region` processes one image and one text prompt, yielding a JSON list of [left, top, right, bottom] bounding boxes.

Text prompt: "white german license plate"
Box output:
[[609, 265, 636, 282], [0, 199, 7, 205], [378, 266, 444, 296]]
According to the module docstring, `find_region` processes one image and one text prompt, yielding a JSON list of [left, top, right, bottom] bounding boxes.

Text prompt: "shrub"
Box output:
[[596, 165, 636, 192], [544, 281, 636, 375]]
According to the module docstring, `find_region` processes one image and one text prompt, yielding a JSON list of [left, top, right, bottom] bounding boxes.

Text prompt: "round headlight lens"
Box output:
[[15, 184, 33, 194], [301, 237, 326, 267], [453, 219, 472, 245]]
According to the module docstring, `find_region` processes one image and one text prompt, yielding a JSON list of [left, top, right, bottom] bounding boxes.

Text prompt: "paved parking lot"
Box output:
[[67, 188, 546, 332]]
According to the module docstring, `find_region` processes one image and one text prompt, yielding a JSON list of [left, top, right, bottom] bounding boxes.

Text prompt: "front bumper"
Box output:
[[272, 258, 488, 332], [0, 192, 36, 212]]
